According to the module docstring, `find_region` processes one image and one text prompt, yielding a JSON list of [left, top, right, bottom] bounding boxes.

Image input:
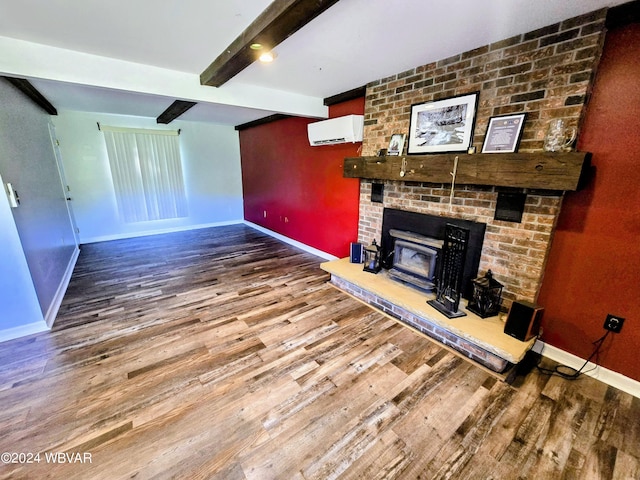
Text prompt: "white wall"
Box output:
[[52, 111, 244, 242]]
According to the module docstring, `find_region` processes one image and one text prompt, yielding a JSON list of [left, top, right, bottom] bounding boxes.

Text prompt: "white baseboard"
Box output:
[[244, 221, 338, 261], [0, 246, 79, 343], [81, 220, 244, 244], [0, 321, 49, 344], [533, 340, 640, 399], [46, 246, 80, 328]]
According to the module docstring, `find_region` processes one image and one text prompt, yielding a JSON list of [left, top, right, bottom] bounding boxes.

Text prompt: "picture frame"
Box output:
[[481, 113, 527, 153], [407, 92, 479, 155], [387, 133, 406, 156]]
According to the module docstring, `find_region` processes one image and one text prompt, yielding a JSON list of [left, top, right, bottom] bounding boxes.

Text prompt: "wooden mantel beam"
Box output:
[[343, 152, 591, 192], [200, 0, 340, 88]]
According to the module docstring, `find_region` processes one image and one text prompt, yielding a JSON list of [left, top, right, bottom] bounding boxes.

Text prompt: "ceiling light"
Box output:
[[259, 51, 276, 63], [250, 43, 263, 50]]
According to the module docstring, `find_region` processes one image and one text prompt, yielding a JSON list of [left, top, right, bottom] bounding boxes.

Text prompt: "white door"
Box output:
[[48, 122, 80, 246]]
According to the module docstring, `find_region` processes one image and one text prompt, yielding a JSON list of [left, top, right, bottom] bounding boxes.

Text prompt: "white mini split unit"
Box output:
[[307, 114, 364, 146]]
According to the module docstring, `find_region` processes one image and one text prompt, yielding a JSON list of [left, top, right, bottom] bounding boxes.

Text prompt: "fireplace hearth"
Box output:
[[320, 257, 536, 378]]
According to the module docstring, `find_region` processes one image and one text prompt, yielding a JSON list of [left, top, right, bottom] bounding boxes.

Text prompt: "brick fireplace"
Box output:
[[358, 182, 561, 307], [356, 9, 607, 308]]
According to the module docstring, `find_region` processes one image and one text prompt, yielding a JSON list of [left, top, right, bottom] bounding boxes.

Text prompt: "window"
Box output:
[[102, 126, 188, 223]]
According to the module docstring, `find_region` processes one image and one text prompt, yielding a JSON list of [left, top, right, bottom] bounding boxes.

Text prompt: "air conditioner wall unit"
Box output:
[[307, 114, 364, 146]]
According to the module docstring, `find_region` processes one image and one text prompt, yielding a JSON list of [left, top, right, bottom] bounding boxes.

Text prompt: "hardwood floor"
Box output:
[[0, 225, 638, 479]]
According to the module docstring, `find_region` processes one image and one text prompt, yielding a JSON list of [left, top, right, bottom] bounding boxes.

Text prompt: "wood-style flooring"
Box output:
[[0, 225, 638, 479]]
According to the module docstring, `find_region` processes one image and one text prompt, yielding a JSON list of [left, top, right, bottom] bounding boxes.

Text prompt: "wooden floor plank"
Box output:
[[0, 225, 638, 479]]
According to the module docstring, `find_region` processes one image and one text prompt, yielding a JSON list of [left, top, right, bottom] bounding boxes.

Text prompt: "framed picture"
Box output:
[[387, 133, 406, 156], [481, 113, 527, 153], [407, 92, 479, 154]]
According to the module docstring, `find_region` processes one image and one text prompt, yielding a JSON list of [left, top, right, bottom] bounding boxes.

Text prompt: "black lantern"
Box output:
[[363, 240, 382, 273], [467, 270, 503, 318]]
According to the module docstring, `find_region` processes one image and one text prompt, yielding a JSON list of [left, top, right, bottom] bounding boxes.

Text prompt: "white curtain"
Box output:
[[102, 126, 188, 223]]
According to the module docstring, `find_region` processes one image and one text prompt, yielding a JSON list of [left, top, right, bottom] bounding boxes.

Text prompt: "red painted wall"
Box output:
[[239, 97, 363, 258], [537, 23, 640, 381]]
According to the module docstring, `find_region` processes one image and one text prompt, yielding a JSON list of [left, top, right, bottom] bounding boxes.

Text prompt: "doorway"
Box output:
[[49, 122, 80, 247]]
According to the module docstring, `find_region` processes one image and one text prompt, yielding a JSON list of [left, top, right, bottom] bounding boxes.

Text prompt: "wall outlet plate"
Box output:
[[604, 314, 625, 333]]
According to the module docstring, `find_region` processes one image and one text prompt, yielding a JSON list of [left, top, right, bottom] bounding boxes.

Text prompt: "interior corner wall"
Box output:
[[0, 79, 76, 332], [537, 22, 640, 382], [239, 98, 363, 258], [52, 111, 244, 243], [0, 172, 44, 332]]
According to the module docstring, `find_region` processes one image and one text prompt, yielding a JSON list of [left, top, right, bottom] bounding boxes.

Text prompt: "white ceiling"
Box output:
[[0, 0, 628, 126]]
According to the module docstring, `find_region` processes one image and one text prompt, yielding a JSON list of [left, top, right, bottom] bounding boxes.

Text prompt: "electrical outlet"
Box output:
[[603, 314, 625, 333]]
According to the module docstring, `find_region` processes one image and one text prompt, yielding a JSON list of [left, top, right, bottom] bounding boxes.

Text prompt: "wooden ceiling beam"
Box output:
[[606, 0, 640, 29], [156, 100, 197, 124], [3, 76, 57, 115], [235, 113, 293, 131], [200, 0, 340, 88], [323, 86, 366, 106]]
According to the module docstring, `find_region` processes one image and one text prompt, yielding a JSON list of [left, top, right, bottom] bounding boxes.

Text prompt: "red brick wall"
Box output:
[[357, 9, 607, 307]]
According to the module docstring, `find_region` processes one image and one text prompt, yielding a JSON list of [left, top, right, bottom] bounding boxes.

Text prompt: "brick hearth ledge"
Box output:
[[321, 258, 535, 376]]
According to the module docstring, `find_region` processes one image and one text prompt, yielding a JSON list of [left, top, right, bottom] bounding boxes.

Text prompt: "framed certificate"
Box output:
[[481, 113, 527, 153]]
